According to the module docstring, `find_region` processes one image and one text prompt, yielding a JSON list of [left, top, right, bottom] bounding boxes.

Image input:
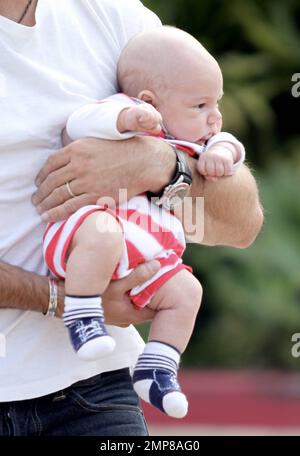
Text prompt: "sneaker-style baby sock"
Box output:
[[132, 341, 188, 418], [63, 295, 115, 361]]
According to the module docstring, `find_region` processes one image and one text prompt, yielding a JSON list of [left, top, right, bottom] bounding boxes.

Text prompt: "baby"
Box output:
[[44, 26, 245, 419]]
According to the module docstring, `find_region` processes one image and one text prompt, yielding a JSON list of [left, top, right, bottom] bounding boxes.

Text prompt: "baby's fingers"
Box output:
[[150, 123, 162, 134], [215, 161, 226, 177], [138, 113, 161, 133], [204, 158, 216, 177], [223, 159, 234, 176], [197, 156, 207, 175]]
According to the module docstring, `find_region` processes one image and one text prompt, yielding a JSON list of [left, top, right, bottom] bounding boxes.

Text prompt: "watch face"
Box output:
[[163, 182, 190, 210]]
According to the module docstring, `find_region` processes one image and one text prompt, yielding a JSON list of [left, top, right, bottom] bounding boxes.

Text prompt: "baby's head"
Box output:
[[117, 26, 223, 144]]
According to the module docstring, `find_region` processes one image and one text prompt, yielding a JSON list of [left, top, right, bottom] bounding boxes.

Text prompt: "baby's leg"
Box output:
[[63, 210, 123, 361], [133, 269, 202, 418]]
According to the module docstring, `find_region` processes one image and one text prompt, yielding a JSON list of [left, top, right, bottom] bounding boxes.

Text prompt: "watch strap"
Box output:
[[148, 147, 192, 199]]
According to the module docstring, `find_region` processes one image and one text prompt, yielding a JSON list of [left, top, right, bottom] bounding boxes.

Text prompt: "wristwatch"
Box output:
[[148, 147, 193, 210]]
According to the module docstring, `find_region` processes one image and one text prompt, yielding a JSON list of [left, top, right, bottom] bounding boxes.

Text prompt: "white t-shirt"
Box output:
[[0, 0, 161, 402]]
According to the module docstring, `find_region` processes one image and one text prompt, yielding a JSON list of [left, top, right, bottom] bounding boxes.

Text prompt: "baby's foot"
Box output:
[[63, 295, 115, 361], [132, 342, 188, 419], [133, 367, 188, 418], [66, 317, 115, 361]]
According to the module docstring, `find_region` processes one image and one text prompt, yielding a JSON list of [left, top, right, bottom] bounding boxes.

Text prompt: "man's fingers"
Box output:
[[130, 306, 156, 325], [119, 260, 161, 293], [35, 182, 76, 214], [41, 193, 98, 222], [35, 149, 71, 187], [32, 164, 75, 206], [105, 305, 155, 328]]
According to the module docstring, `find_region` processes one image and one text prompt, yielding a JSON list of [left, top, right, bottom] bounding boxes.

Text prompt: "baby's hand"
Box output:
[[197, 144, 235, 181], [118, 104, 162, 134]]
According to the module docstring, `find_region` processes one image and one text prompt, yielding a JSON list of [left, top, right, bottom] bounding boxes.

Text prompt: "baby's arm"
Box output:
[[65, 94, 162, 143], [198, 132, 246, 180]]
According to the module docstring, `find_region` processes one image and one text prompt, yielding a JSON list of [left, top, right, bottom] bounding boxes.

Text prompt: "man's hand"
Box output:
[[31, 137, 176, 223], [55, 261, 160, 327], [117, 105, 162, 134], [102, 261, 159, 327]]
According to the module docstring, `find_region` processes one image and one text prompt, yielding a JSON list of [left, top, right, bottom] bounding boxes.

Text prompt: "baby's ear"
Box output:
[[138, 90, 158, 108]]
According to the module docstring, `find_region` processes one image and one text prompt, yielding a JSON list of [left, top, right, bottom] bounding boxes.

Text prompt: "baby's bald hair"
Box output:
[[117, 26, 218, 97]]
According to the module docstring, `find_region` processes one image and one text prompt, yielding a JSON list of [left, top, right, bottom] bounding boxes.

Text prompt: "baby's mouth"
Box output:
[[198, 132, 214, 144]]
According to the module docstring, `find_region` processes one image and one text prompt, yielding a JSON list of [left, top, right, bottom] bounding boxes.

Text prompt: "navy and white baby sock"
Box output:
[[132, 341, 188, 418], [63, 295, 115, 361]]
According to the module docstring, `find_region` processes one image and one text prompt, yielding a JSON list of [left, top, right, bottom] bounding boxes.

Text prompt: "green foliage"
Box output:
[[140, 1, 300, 368], [183, 162, 300, 368]]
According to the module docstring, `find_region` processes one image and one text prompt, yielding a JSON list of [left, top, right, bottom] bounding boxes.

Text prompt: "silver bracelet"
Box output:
[[44, 278, 59, 317]]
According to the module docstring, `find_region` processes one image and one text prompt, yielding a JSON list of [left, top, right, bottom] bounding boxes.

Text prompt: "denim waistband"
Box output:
[[71, 367, 130, 388], [50, 367, 131, 402]]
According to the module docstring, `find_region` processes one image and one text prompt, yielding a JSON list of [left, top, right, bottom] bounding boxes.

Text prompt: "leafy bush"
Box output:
[[183, 162, 300, 368]]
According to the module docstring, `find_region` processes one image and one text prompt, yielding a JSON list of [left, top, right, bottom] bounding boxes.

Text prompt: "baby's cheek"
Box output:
[[165, 120, 187, 140], [177, 119, 203, 142], [216, 117, 222, 132]]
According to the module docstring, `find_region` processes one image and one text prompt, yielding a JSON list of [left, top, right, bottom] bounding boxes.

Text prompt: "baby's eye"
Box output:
[[196, 103, 206, 109]]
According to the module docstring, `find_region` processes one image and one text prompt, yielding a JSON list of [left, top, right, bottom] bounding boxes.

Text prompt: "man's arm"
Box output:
[[32, 137, 263, 247], [0, 260, 158, 325], [185, 158, 263, 247], [0, 262, 50, 314]]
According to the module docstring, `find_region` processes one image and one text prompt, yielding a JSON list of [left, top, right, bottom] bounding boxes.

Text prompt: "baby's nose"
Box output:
[[208, 109, 222, 125]]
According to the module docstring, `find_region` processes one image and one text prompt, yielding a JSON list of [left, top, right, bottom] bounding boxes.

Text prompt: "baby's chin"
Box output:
[[195, 139, 206, 146], [196, 132, 218, 145]]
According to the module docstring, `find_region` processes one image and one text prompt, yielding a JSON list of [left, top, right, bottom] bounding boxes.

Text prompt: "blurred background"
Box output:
[[140, 0, 300, 435]]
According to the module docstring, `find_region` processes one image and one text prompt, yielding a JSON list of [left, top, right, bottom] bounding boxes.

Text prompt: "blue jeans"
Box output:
[[0, 368, 149, 436]]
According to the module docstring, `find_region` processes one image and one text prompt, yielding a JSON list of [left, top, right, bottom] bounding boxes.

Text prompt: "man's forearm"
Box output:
[[127, 139, 263, 248], [185, 160, 263, 247], [32, 135, 262, 249], [0, 260, 158, 325], [0, 262, 49, 313]]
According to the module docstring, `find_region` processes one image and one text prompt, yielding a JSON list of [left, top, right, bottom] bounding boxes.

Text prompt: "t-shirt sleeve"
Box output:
[[120, 0, 162, 34], [86, 0, 161, 47]]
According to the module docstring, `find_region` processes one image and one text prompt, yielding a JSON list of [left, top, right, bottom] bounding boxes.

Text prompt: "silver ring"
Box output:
[[66, 181, 75, 198]]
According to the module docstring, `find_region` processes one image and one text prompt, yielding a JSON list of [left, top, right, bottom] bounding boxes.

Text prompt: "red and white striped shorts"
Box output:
[[43, 198, 191, 308]]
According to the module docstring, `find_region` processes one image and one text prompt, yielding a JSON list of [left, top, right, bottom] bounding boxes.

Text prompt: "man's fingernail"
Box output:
[[41, 212, 49, 222], [35, 177, 41, 186], [31, 195, 37, 205], [37, 205, 42, 214]]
